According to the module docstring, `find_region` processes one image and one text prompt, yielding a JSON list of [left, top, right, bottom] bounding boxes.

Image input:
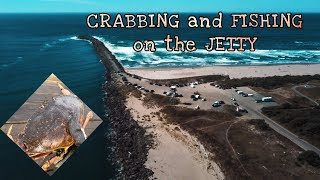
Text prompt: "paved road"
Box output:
[[292, 85, 319, 106], [234, 92, 320, 155]]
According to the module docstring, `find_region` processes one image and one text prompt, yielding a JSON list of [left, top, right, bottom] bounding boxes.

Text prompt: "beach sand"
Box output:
[[126, 64, 320, 79], [126, 95, 224, 180]]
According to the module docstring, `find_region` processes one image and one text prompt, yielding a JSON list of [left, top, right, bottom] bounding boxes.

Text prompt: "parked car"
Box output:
[[212, 103, 221, 107], [237, 91, 244, 94], [242, 93, 248, 97], [212, 101, 221, 107], [218, 100, 225, 104], [256, 100, 262, 103], [182, 103, 192, 105]]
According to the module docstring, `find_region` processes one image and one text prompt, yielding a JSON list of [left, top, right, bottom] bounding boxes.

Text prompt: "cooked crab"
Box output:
[[7, 83, 93, 172]]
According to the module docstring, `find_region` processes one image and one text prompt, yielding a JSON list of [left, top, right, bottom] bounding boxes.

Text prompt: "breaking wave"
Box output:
[[0, 56, 24, 71], [81, 36, 320, 68]]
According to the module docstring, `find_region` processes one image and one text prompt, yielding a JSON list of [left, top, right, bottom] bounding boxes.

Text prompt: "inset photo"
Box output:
[[1, 74, 102, 175]]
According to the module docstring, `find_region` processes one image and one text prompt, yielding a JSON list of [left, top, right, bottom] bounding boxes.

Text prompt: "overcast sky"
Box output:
[[1, 0, 319, 13]]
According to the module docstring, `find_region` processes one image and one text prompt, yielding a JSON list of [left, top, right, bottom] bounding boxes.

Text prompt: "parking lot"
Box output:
[[119, 72, 278, 113]]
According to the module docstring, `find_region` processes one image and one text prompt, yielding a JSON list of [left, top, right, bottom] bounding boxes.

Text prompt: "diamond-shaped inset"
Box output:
[[1, 74, 102, 175]]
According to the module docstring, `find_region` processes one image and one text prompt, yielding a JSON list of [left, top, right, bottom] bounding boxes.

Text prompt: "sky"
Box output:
[[0, 0, 319, 13]]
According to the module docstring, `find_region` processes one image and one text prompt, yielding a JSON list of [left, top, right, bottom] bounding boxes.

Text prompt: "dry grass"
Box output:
[[143, 93, 180, 108]]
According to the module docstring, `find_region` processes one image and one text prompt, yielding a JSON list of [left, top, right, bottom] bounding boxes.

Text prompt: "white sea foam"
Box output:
[[69, 36, 80, 41], [0, 57, 24, 70], [78, 36, 320, 67], [42, 36, 80, 51], [154, 40, 165, 45], [44, 43, 53, 48], [215, 58, 238, 63], [93, 36, 130, 54]]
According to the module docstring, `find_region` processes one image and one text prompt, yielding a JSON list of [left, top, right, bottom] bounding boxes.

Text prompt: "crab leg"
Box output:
[[79, 103, 85, 126], [41, 147, 70, 172], [42, 155, 62, 171], [7, 125, 13, 141], [58, 83, 71, 96], [82, 111, 93, 129]]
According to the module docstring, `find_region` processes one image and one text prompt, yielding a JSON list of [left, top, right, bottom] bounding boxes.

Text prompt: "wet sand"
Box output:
[[126, 64, 320, 79]]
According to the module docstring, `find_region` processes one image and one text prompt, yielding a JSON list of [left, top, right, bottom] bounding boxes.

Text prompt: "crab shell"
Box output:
[[17, 95, 87, 161]]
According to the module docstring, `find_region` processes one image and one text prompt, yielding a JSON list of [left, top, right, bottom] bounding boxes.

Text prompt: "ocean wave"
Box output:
[[41, 36, 81, 51], [78, 36, 320, 67], [41, 41, 58, 50], [154, 40, 164, 45], [69, 36, 80, 41], [59, 36, 77, 42], [294, 41, 320, 47], [233, 43, 247, 47], [214, 58, 239, 63], [0, 56, 24, 71], [93, 36, 164, 59]]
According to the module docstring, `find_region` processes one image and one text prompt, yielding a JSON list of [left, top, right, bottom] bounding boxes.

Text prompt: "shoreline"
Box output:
[[126, 64, 320, 79]]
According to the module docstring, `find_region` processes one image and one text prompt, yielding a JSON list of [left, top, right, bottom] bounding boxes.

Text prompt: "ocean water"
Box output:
[[0, 13, 319, 179], [90, 13, 320, 67], [0, 14, 115, 180]]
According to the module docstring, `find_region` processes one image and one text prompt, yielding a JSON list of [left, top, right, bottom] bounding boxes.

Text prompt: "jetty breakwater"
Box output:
[[78, 35, 153, 179]]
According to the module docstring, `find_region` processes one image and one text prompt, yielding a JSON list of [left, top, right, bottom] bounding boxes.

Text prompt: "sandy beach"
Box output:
[[126, 64, 320, 79], [127, 95, 224, 180]]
